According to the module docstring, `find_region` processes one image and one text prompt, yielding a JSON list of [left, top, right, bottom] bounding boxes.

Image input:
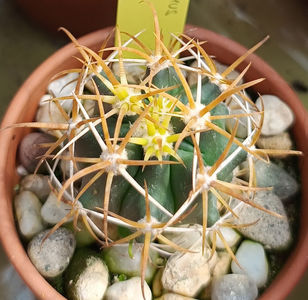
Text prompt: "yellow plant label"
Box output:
[[116, 0, 190, 57]]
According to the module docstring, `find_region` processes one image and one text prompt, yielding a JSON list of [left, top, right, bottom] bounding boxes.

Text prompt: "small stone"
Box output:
[[231, 240, 269, 287], [200, 251, 232, 300], [158, 293, 197, 300], [20, 174, 51, 202], [38, 94, 53, 106], [28, 228, 76, 278], [35, 101, 67, 137], [152, 268, 164, 298], [209, 227, 241, 250], [41, 192, 73, 225], [103, 243, 158, 283], [105, 277, 152, 300], [256, 95, 294, 136], [112, 62, 146, 84], [211, 274, 258, 300], [65, 248, 109, 300], [256, 132, 293, 157], [162, 224, 202, 252], [75, 259, 108, 300], [14, 190, 46, 240], [233, 191, 292, 250], [16, 165, 29, 176], [213, 251, 232, 278], [48, 72, 79, 111], [242, 160, 299, 201], [18, 132, 56, 173], [162, 241, 217, 297]]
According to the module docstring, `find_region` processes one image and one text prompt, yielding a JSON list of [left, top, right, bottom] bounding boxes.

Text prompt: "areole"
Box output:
[[0, 25, 307, 300]]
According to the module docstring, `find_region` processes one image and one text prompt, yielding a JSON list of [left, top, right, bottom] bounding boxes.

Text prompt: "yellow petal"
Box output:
[[129, 137, 148, 146], [146, 120, 156, 136], [144, 146, 155, 161], [115, 87, 129, 100]]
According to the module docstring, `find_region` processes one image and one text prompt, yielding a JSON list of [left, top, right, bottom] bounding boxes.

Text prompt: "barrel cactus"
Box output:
[[11, 6, 301, 299]]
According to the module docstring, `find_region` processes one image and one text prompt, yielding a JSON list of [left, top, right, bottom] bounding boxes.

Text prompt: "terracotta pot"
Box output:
[[15, 0, 117, 37], [0, 25, 307, 300]]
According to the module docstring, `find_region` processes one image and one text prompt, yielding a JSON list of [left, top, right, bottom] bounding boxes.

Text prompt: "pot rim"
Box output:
[[0, 25, 307, 300]]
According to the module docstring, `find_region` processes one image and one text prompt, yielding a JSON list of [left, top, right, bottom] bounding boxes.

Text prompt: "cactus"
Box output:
[[11, 5, 302, 299]]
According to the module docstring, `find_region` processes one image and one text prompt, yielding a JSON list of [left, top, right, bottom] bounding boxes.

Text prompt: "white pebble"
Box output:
[[256, 132, 293, 158], [158, 293, 197, 300], [231, 240, 269, 287], [35, 100, 67, 138], [213, 251, 232, 278], [162, 224, 202, 252], [38, 94, 52, 106], [41, 192, 72, 224], [14, 190, 45, 240], [16, 165, 29, 176], [20, 174, 51, 202], [210, 227, 241, 249], [48, 72, 79, 111], [75, 257, 109, 300], [105, 277, 152, 300], [212, 274, 258, 300], [162, 241, 217, 297], [256, 95, 294, 136], [28, 228, 76, 278]]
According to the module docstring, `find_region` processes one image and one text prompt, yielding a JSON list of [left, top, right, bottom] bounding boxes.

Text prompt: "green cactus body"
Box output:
[[70, 63, 248, 230], [74, 66, 243, 228], [120, 163, 175, 222], [93, 70, 115, 96], [152, 67, 183, 98], [170, 147, 219, 226]]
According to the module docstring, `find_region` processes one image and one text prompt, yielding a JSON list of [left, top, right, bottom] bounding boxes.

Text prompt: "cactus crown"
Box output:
[[10, 5, 301, 297]]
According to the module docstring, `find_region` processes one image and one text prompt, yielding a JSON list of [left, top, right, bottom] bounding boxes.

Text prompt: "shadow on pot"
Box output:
[[15, 0, 118, 37]]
